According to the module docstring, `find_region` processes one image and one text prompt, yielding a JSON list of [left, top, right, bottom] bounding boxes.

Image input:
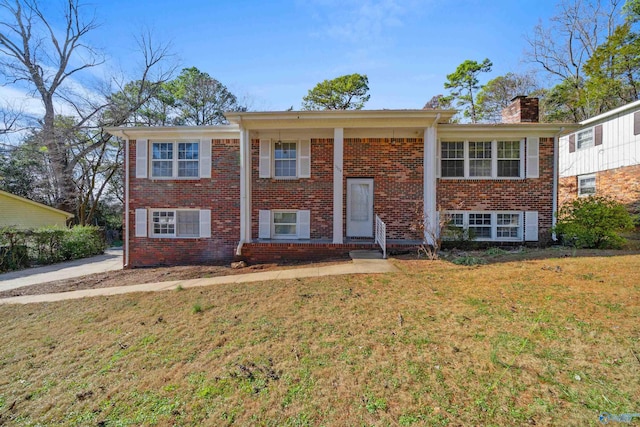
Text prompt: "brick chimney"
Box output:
[[501, 96, 539, 123]]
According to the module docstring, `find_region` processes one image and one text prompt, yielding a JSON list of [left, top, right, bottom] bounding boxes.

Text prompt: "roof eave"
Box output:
[[103, 125, 241, 139], [437, 123, 579, 139], [225, 109, 458, 130], [0, 190, 74, 218]]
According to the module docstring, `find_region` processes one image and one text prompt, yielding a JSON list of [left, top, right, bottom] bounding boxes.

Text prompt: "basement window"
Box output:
[[578, 174, 596, 196]]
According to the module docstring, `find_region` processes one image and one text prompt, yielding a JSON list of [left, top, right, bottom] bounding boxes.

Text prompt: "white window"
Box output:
[[469, 141, 492, 177], [577, 129, 593, 150], [272, 211, 298, 238], [496, 213, 522, 239], [578, 174, 596, 196], [497, 141, 521, 177], [439, 140, 524, 179], [258, 209, 311, 239], [274, 141, 297, 178], [469, 213, 493, 239], [444, 211, 525, 242], [441, 141, 464, 177], [151, 141, 199, 178], [151, 210, 201, 238], [259, 139, 311, 179]]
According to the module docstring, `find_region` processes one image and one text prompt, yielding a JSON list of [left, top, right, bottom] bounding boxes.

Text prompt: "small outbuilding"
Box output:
[[0, 190, 74, 229]]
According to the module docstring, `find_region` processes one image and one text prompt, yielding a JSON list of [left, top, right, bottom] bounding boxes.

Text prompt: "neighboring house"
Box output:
[[558, 100, 640, 213], [0, 190, 74, 228], [107, 97, 574, 267]]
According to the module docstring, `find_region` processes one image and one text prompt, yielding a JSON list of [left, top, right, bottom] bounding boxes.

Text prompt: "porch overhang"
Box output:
[[224, 109, 457, 130]]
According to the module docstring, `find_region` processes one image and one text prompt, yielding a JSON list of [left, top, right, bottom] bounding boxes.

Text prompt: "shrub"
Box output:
[[0, 225, 105, 272], [61, 226, 105, 260], [32, 226, 66, 264], [554, 196, 634, 249]]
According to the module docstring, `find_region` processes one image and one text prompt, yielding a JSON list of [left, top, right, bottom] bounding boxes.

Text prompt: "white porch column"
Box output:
[[333, 128, 344, 244], [424, 126, 437, 244], [237, 129, 251, 254]]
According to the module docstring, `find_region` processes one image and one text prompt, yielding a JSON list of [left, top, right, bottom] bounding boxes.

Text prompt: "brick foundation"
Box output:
[[242, 241, 419, 263]]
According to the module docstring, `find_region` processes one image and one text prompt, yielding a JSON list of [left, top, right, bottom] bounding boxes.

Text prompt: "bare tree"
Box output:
[[524, 0, 623, 120], [0, 0, 175, 223]]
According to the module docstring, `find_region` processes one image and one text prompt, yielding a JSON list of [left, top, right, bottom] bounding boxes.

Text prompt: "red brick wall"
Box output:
[[437, 137, 554, 241], [126, 139, 240, 267], [251, 138, 334, 239], [343, 137, 424, 240], [559, 164, 640, 213]]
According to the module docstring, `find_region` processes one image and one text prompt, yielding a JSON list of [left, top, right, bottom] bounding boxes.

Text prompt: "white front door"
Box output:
[[347, 178, 374, 237]]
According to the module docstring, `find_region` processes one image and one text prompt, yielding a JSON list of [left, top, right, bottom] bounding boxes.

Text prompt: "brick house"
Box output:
[[558, 100, 640, 213], [107, 97, 573, 267]]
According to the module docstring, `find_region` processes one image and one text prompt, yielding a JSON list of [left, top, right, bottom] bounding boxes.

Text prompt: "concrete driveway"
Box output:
[[0, 248, 123, 293]]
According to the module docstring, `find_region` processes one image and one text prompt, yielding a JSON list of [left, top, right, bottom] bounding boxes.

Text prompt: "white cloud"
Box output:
[[306, 0, 420, 44]]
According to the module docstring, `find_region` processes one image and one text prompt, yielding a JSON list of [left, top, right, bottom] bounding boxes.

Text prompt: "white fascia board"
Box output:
[[438, 123, 577, 140], [225, 110, 457, 130], [581, 99, 640, 126], [104, 125, 241, 140]]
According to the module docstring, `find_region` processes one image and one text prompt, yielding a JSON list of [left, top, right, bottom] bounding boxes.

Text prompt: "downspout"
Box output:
[[121, 130, 130, 268], [552, 127, 565, 241]]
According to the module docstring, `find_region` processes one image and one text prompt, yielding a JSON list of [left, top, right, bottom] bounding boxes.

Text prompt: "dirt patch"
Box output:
[[0, 258, 350, 298]]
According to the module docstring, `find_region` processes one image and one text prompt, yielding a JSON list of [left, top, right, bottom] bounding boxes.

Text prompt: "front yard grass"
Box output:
[[0, 251, 639, 426]]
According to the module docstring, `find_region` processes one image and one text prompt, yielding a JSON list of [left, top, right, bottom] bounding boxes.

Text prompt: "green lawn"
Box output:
[[0, 251, 639, 426]]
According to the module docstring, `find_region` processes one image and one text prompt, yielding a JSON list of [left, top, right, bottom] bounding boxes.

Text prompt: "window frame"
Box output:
[[149, 209, 201, 238], [576, 128, 594, 150], [271, 210, 298, 239], [577, 173, 596, 197], [440, 141, 465, 178], [150, 140, 200, 179], [439, 139, 524, 180], [273, 140, 298, 179], [444, 211, 524, 242]]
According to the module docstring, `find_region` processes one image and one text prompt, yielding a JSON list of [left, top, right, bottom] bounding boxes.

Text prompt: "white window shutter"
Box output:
[[525, 211, 538, 242], [200, 139, 212, 178], [297, 210, 310, 239], [298, 139, 311, 178], [259, 139, 271, 178], [135, 208, 147, 237], [199, 209, 211, 238], [436, 140, 441, 178], [526, 137, 540, 179], [136, 139, 148, 178], [259, 210, 271, 239]]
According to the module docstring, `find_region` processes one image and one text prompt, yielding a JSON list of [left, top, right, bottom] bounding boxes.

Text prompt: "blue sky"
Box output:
[[5, 0, 566, 113]]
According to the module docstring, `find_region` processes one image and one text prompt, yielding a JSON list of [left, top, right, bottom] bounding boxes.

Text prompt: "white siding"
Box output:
[[560, 107, 640, 177]]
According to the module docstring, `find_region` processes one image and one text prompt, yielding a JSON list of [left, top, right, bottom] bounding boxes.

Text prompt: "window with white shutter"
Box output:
[[258, 139, 312, 179]]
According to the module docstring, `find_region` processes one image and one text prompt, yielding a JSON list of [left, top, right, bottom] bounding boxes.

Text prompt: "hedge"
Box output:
[[0, 225, 106, 272]]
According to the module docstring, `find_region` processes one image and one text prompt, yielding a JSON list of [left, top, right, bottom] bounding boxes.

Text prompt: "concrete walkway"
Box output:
[[0, 258, 397, 305], [0, 248, 123, 293]]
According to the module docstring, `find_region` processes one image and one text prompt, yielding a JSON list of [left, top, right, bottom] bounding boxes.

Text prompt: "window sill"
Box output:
[[148, 235, 204, 239], [148, 177, 202, 181], [439, 177, 525, 181]]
